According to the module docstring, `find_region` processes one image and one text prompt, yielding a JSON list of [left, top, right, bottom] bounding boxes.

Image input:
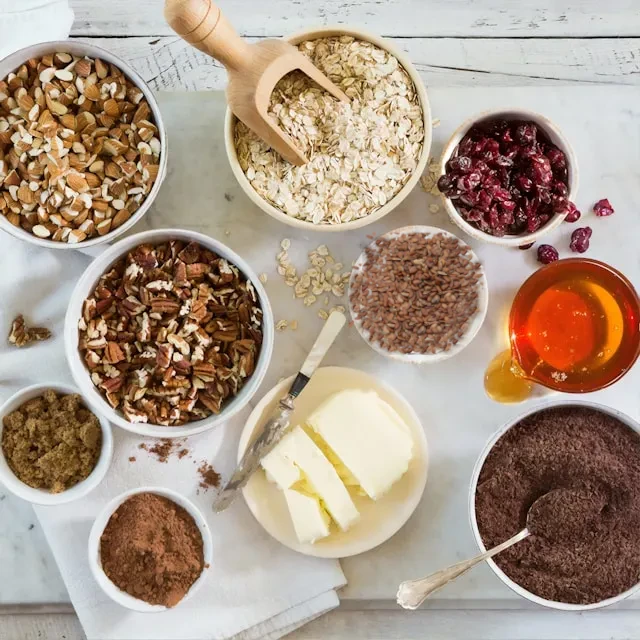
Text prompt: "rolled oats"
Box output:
[[78, 240, 263, 426], [234, 36, 424, 225], [349, 232, 483, 355], [0, 52, 161, 243]]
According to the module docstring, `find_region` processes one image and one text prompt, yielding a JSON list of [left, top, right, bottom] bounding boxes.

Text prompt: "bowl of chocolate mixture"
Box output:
[[470, 401, 640, 610], [88, 487, 212, 611]]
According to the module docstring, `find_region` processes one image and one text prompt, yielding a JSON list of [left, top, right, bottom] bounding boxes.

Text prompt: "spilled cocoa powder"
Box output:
[[476, 406, 640, 605], [100, 492, 204, 607], [197, 462, 220, 491]]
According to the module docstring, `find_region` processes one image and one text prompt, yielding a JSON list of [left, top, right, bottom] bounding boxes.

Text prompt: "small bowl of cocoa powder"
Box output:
[[470, 401, 640, 610], [0, 383, 113, 505], [349, 225, 488, 363], [88, 487, 212, 611]]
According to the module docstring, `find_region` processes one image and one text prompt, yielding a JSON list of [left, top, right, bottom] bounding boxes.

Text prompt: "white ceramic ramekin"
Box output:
[[348, 225, 489, 364], [0, 41, 168, 251], [224, 26, 432, 232], [469, 399, 640, 610], [88, 486, 213, 612], [0, 382, 113, 505], [64, 228, 274, 438], [439, 108, 579, 248]]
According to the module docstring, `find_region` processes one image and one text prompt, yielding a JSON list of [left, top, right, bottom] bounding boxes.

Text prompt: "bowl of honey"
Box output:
[[485, 258, 640, 402]]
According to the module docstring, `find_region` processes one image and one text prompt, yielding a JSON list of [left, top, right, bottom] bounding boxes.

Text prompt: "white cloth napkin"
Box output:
[[0, 0, 74, 61], [0, 237, 346, 639]]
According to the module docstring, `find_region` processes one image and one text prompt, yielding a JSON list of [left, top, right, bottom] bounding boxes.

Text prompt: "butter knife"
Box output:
[[213, 311, 347, 512]]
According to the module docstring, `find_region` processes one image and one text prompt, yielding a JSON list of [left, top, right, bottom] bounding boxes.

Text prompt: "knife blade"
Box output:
[[213, 311, 346, 512]]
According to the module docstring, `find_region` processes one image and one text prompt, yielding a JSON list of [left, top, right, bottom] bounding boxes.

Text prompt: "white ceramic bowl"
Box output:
[[64, 228, 274, 438], [0, 383, 113, 505], [348, 225, 489, 363], [0, 40, 168, 250], [224, 26, 432, 232], [239, 366, 428, 558], [439, 108, 579, 247], [469, 399, 640, 610], [88, 486, 213, 612]]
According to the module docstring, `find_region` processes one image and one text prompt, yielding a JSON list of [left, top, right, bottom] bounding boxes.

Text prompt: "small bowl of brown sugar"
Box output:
[[0, 383, 113, 505], [470, 401, 640, 610], [88, 487, 212, 611], [348, 226, 488, 363]]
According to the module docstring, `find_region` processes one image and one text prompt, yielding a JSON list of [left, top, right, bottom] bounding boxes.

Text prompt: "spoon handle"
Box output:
[[397, 528, 530, 610]]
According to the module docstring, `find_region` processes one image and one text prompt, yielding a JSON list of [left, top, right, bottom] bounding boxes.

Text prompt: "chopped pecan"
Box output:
[[7, 315, 52, 348], [78, 240, 263, 426]]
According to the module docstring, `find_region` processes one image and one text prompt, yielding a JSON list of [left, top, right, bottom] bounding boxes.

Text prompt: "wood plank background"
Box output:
[[68, 0, 640, 90]]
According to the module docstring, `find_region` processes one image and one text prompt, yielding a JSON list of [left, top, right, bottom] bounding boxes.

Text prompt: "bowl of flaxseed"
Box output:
[[348, 226, 488, 363], [225, 27, 431, 231], [0, 383, 113, 505]]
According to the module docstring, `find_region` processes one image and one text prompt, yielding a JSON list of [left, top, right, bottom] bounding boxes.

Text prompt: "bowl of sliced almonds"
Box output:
[[0, 41, 167, 249]]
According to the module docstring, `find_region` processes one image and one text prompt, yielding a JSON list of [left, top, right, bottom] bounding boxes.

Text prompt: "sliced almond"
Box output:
[[96, 219, 112, 236], [67, 228, 87, 244], [95, 59, 109, 79], [38, 67, 56, 84], [54, 69, 74, 82], [75, 58, 92, 77], [112, 208, 131, 229], [66, 172, 90, 193]]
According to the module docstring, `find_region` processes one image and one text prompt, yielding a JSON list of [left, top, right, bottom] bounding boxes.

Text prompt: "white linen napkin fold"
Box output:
[[0, 0, 74, 61], [0, 237, 346, 639]]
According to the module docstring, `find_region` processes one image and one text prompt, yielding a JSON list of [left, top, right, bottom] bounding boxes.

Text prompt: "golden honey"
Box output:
[[485, 259, 640, 402]]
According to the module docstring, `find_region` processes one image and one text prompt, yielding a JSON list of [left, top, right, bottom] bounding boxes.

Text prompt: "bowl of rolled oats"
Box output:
[[226, 27, 431, 231], [0, 41, 166, 248], [64, 229, 274, 438]]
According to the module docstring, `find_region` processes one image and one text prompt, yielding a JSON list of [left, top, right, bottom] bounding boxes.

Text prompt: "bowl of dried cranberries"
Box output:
[[438, 110, 579, 247]]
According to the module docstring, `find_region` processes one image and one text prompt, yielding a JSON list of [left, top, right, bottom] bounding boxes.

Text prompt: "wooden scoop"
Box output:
[[164, 0, 349, 165]]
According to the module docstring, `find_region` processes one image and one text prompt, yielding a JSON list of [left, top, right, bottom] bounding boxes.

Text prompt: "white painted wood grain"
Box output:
[[72, 36, 640, 90], [5, 609, 640, 640], [69, 0, 640, 38]]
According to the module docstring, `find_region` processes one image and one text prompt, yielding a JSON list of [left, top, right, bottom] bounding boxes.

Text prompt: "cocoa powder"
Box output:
[[476, 406, 640, 604], [100, 492, 204, 607]]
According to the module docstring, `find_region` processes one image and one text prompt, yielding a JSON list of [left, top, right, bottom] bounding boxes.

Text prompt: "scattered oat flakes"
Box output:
[[429, 203, 440, 213], [259, 273, 268, 284], [289, 320, 298, 330], [234, 36, 424, 225], [432, 118, 441, 128], [318, 309, 329, 320], [7, 314, 52, 348], [275, 319, 289, 331]]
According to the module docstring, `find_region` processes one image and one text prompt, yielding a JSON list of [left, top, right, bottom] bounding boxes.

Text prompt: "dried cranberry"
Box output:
[[593, 198, 614, 217], [460, 191, 479, 207], [546, 147, 567, 171], [448, 156, 473, 173], [466, 208, 484, 222], [483, 139, 501, 160], [516, 175, 533, 192], [457, 172, 482, 192], [437, 175, 455, 195], [492, 187, 511, 202], [519, 242, 535, 250], [564, 202, 581, 223], [515, 123, 537, 145], [570, 227, 592, 253], [528, 155, 553, 186], [537, 244, 559, 264], [553, 180, 568, 197], [476, 190, 493, 211]]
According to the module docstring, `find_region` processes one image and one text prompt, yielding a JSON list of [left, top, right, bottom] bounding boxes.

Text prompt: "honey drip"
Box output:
[[485, 259, 639, 402]]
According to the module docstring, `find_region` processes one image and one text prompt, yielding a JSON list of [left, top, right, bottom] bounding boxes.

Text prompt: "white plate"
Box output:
[[238, 366, 429, 558]]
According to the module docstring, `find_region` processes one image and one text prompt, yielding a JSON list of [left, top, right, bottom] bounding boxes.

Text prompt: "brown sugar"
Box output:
[[2, 391, 101, 493], [100, 492, 204, 607], [139, 439, 189, 463], [476, 406, 640, 605]]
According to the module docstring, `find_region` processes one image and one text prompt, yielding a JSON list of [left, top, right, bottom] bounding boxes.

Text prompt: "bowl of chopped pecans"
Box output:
[[225, 27, 431, 231], [64, 228, 274, 438], [0, 41, 167, 249]]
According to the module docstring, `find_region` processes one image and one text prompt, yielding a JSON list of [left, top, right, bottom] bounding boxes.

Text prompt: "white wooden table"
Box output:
[[2, 1, 640, 638]]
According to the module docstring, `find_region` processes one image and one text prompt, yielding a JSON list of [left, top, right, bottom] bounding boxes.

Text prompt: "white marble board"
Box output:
[[3, 86, 640, 608]]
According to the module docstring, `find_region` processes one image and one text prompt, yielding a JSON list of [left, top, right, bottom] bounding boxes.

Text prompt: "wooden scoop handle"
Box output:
[[164, 0, 252, 72]]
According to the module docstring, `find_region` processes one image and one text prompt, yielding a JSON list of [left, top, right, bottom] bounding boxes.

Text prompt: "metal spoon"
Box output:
[[397, 489, 573, 610]]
